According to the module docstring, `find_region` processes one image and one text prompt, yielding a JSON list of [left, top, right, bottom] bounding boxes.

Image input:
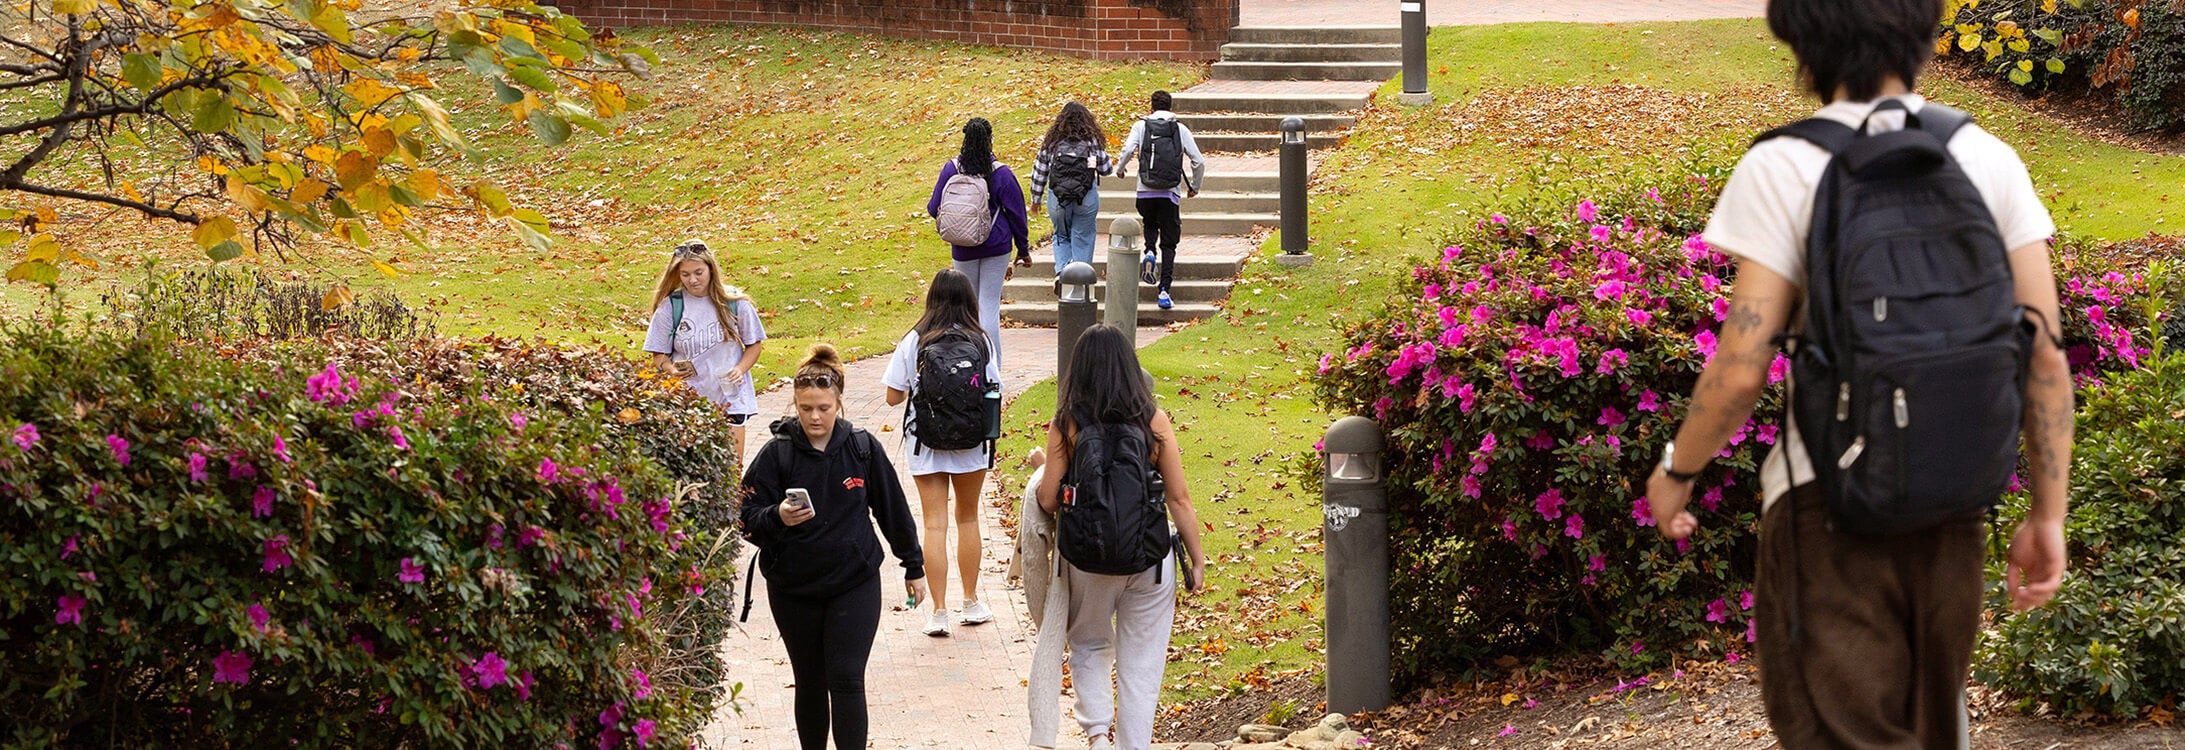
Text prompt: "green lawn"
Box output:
[[991, 19, 2185, 702]]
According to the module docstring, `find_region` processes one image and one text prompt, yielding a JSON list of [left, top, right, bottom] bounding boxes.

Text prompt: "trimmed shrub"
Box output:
[[1940, 0, 2185, 133], [1975, 347, 2184, 719], [0, 326, 734, 747], [98, 266, 436, 342]]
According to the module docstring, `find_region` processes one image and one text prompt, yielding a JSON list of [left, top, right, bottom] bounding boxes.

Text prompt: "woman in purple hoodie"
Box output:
[[926, 117, 1031, 367]]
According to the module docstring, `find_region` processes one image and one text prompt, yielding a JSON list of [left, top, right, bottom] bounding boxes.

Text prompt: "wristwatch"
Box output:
[[1659, 441, 1700, 483]]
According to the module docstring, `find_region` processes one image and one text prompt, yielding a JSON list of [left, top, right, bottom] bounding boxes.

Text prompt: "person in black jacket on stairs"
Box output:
[[740, 343, 928, 750]]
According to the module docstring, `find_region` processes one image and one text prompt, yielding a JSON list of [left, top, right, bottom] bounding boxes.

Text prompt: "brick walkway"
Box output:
[[705, 326, 1171, 750], [1241, 0, 1763, 27]]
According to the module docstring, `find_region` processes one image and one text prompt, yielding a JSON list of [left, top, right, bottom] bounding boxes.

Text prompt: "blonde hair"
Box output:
[[796, 344, 846, 396], [647, 241, 753, 341]]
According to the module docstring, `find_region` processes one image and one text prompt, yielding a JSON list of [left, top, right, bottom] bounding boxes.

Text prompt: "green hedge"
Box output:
[[0, 326, 736, 747], [1315, 169, 2177, 682]]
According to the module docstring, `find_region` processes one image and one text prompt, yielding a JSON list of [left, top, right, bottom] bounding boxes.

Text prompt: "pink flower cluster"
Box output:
[[305, 362, 356, 405]]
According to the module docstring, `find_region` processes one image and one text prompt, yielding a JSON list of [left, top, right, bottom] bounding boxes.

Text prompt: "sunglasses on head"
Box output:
[[672, 242, 710, 259], [794, 374, 837, 390]]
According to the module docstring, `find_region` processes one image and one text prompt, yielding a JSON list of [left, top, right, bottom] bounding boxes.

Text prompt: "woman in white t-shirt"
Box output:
[[641, 240, 768, 462], [882, 268, 1003, 637]]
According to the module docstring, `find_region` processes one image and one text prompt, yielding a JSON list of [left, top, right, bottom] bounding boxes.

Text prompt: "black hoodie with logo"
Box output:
[[740, 416, 924, 600]]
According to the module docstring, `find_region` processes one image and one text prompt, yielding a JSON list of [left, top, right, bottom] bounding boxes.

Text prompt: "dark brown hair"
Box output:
[[1766, 0, 1944, 103]]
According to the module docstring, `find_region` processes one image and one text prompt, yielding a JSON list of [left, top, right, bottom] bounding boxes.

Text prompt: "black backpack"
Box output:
[[1138, 117, 1184, 191], [1057, 422, 1171, 578], [908, 329, 997, 452], [1048, 140, 1098, 205], [1765, 100, 2033, 535]]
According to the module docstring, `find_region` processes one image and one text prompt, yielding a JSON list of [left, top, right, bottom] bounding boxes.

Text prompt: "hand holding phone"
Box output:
[[779, 488, 814, 526]]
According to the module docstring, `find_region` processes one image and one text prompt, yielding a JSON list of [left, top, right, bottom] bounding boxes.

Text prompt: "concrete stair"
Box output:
[[999, 236, 1257, 326], [1229, 26, 1402, 45], [1172, 86, 1375, 115], [1217, 42, 1400, 63]]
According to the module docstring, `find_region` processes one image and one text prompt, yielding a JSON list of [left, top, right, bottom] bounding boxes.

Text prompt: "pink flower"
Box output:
[[538, 457, 559, 484], [1631, 641, 1645, 655], [1646, 187, 1663, 204], [1636, 390, 1661, 412], [1499, 724, 1518, 737], [273, 435, 292, 464], [1625, 308, 1652, 326], [1742, 591, 1755, 610], [1698, 486, 1724, 512], [1576, 200, 1598, 223], [398, 557, 425, 584], [1746, 618, 1758, 643], [106, 434, 130, 465], [632, 666, 652, 699], [1768, 354, 1789, 384], [56, 595, 86, 625], [1533, 489, 1565, 521], [252, 486, 276, 518], [516, 670, 535, 701], [1596, 348, 1629, 374], [187, 453, 209, 483], [1500, 517, 1519, 541], [1455, 383, 1477, 413], [1726, 652, 1742, 664], [634, 719, 657, 747], [510, 412, 528, 431], [11, 423, 38, 450], [1706, 598, 1730, 623], [1524, 697, 1540, 710], [1597, 407, 1626, 427], [1694, 330, 1718, 362], [228, 456, 256, 480], [1631, 496, 1655, 527], [248, 602, 271, 632], [61, 534, 78, 560], [212, 649, 253, 684], [471, 652, 510, 689], [1564, 514, 1585, 539], [388, 426, 409, 451], [1588, 554, 1606, 572], [262, 536, 293, 572], [305, 363, 353, 405], [1590, 225, 1614, 245]]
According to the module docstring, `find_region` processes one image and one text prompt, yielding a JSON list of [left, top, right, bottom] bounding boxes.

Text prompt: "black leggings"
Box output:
[[1136, 196, 1183, 291], [768, 573, 881, 750]]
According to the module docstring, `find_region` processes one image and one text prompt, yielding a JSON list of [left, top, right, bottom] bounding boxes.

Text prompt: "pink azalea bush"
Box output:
[[0, 328, 735, 747], [1316, 183, 1768, 672]]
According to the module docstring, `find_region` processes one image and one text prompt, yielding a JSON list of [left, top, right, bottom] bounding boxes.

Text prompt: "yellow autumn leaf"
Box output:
[[226, 176, 271, 213], [360, 126, 396, 159], [2018, 59, 2035, 72], [371, 258, 402, 278], [342, 79, 403, 108], [25, 233, 60, 263], [321, 285, 355, 311], [291, 178, 329, 204], [51, 0, 94, 15], [2122, 8, 2139, 28], [334, 150, 376, 190], [409, 169, 442, 201], [34, 206, 57, 225], [192, 216, 237, 249], [591, 80, 628, 118], [2040, 0, 2057, 12], [616, 408, 642, 424], [1959, 32, 1982, 51]]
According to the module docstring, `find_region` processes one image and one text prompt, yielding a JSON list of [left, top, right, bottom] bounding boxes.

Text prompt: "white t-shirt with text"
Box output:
[[642, 293, 767, 416]]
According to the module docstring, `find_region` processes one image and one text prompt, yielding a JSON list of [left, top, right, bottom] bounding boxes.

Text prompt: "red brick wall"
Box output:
[[554, 0, 1236, 61]]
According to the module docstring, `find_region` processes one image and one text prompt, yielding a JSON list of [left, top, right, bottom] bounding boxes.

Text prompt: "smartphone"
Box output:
[[784, 488, 811, 512]]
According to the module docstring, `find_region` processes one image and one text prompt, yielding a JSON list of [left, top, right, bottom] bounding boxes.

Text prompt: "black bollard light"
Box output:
[[1322, 416, 1391, 714], [1276, 117, 1313, 267], [1398, 0, 1433, 106], [1055, 261, 1099, 392], [1105, 217, 1143, 330]]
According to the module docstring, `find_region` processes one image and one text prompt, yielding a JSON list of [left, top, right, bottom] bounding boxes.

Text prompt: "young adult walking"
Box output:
[[1112, 91, 1205, 311], [1640, 1, 2071, 747], [740, 345, 928, 750], [1035, 325, 1208, 750], [1029, 101, 1115, 275], [641, 239, 766, 462], [927, 117, 1031, 366], [882, 268, 1004, 637]]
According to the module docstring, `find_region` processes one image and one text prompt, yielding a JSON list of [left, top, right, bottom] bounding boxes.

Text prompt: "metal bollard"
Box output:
[[1322, 416, 1391, 714], [1398, 0, 1433, 106], [1275, 117, 1313, 267], [1055, 261, 1100, 391], [1105, 217, 1143, 329]]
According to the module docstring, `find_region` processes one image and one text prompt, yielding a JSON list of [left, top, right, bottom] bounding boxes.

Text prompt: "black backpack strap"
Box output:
[[1753, 118, 1857, 154], [741, 439, 801, 623], [1914, 102, 1973, 144]]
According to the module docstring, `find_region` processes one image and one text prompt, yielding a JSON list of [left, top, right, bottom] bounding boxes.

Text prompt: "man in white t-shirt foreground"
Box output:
[[1640, 1, 2075, 748]]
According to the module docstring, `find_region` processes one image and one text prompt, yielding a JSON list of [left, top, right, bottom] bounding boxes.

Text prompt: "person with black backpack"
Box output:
[[1112, 90, 1205, 311], [740, 344, 928, 750], [881, 268, 1005, 637], [926, 117, 1032, 368], [1034, 324, 1207, 750], [1640, 1, 2074, 747], [1029, 101, 1117, 275]]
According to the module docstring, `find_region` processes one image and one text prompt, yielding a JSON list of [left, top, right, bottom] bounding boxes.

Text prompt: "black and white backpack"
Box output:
[[1764, 99, 2035, 534], [908, 329, 997, 453]]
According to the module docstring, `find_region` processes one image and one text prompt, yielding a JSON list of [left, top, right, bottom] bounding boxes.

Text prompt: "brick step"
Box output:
[[1176, 113, 1356, 133], [1229, 26, 1401, 45], [1004, 278, 1231, 304], [1211, 61, 1402, 82], [1218, 42, 1402, 63], [1002, 302, 1221, 327]]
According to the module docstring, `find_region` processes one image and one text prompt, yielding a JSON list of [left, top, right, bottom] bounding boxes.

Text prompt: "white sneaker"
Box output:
[[1088, 735, 1112, 750], [922, 609, 952, 637], [959, 600, 994, 625]]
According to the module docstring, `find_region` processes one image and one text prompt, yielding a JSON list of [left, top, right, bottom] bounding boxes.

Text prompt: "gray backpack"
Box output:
[[935, 161, 997, 246]]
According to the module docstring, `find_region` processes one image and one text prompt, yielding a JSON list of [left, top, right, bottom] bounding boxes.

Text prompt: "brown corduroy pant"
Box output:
[[1754, 483, 1988, 750]]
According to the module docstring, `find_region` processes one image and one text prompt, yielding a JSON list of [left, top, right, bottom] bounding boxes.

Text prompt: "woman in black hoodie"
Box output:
[[740, 344, 927, 750]]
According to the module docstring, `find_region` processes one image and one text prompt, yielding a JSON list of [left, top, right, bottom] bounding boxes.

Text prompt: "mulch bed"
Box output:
[[1932, 58, 2185, 157]]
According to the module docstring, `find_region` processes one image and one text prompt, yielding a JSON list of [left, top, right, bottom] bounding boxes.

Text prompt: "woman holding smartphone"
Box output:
[[741, 344, 927, 750]]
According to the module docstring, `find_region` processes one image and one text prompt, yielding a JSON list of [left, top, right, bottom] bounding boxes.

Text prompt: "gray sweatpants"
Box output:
[[1065, 552, 1176, 750], [953, 254, 1010, 368]]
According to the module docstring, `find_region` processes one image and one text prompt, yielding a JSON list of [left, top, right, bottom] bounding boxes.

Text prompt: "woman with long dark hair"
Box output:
[[740, 344, 928, 750], [1029, 101, 1114, 274], [1033, 325, 1207, 750], [882, 268, 1004, 636], [926, 117, 1031, 367]]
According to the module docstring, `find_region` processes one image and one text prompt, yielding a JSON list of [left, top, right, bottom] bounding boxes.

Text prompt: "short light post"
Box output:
[[1398, 0, 1433, 106], [1276, 117, 1313, 267], [1322, 416, 1391, 715], [1056, 261, 1099, 391], [1105, 217, 1143, 329]]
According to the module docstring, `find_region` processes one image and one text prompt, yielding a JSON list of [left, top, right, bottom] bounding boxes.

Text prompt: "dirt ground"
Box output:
[[1159, 666, 2184, 749]]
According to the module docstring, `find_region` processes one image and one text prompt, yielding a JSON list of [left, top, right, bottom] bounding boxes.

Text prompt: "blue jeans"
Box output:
[[1047, 191, 1100, 274]]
